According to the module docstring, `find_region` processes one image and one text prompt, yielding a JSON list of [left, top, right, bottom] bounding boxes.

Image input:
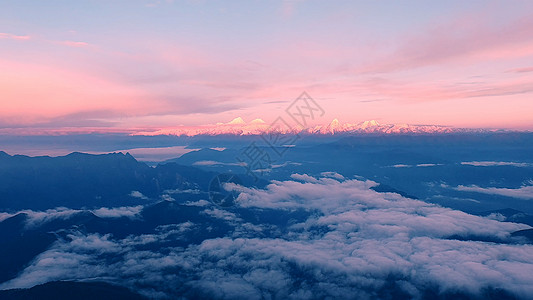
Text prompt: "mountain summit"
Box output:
[[227, 117, 245, 125], [360, 120, 380, 129]]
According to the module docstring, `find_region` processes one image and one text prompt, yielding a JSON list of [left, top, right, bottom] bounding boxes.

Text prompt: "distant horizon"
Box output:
[[1, 129, 532, 161], [1, 116, 532, 137]]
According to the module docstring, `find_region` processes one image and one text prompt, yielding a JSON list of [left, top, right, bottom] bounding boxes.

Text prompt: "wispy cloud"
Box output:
[[0, 32, 30, 40], [359, 11, 533, 74], [455, 184, 533, 200], [92, 206, 143, 218], [57, 40, 90, 48], [192, 160, 246, 167], [508, 66, 533, 73], [461, 161, 532, 167], [0, 206, 146, 228], [389, 163, 443, 168]]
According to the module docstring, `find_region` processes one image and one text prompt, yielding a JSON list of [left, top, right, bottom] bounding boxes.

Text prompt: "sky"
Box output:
[[1, 0, 533, 134]]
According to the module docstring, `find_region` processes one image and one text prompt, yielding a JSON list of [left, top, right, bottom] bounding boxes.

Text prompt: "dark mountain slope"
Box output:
[[0, 152, 217, 210]]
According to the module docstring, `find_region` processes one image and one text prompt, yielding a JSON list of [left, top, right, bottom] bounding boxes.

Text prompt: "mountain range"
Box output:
[[134, 118, 487, 136]]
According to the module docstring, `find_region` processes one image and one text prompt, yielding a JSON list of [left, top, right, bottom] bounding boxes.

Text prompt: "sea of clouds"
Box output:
[[1, 174, 532, 299]]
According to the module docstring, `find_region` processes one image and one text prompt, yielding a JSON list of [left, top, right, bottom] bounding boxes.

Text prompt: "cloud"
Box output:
[[129, 191, 148, 200], [192, 160, 246, 166], [183, 199, 211, 207], [202, 208, 242, 223], [319, 171, 344, 180], [91, 206, 143, 218], [389, 163, 443, 168], [163, 188, 201, 195], [455, 184, 533, 200], [461, 161, 532, 167], [2, 175, 533, 299], [111, 146, 198, 162], [0, 212, 14, 222], [416, 163, 443, 167], [359, 10, 533, 74], [0, 33, 30, 40], [20, 207, 82, 228], [57, 41, 90, 48], [391, 164, 411, 168], [252, 161, 302, 173], [509, 66, 533, 73], [0, 206, 146, 228]]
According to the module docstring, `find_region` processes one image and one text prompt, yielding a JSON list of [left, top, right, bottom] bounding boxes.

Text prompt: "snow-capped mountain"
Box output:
[[134, 117, 476, 136]]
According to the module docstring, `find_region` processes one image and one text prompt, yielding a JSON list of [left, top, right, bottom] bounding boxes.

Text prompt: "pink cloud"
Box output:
[[359, 77, 533, 102], [509, 66, 533, 73], [0, 58, 165, 126], [0, 32, 31, 40], [58, 41, 90, 48], [357, 12, 533, 74]]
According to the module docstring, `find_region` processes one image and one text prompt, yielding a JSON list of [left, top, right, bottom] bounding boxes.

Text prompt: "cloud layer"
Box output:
[[1, 175, 532, 299]]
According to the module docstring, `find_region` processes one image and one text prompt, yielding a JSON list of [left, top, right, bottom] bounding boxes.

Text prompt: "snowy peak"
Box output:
[[360, 120, 380, 129], [227, 117, 245, 125], [330, 118, 340, 128]]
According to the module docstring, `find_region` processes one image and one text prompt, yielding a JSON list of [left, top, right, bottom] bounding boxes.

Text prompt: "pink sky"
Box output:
[[1, 1, 532, 134]]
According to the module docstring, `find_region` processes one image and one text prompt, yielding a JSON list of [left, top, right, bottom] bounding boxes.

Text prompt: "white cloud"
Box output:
[[193, 160, 246, 166], [203, 208, 241, 223], [21, 207, 82, 228], [271, 161, 302, 168], [0, 212, 14, 222], [251, 161, 302, 173], [319, 171, 345, 180], [163, 188, 201, 194], [389, 163, 443, 168], [184, 199, 211, 207], [455, 184, 533, 200], [461, 161, 532, 167], [416, 163, 443, 167], [91, 206, 143, 218], [0, 205, 145, 228], [130, 191, 148, 200], [391, 164, 411, 168]]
